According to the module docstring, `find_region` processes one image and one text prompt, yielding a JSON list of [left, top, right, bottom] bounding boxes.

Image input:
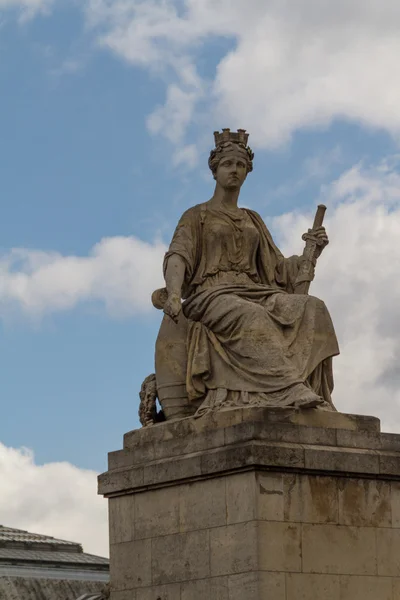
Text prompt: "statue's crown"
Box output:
[[213, 128, 249, 148]]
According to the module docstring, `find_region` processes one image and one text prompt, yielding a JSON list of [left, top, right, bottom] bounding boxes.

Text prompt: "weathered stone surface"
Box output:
[[142, 453, 202, 487], [151, 530, 210, 585], [226, 471, 257, 524], [284, 474, 338, 524], [99, 465, 144, 496], [340, 575, 392, 600], [392, 578, 400, 597], [259, 521, 302, 572], [110, 540, 151, 590], [256, 472, 284, 521], [101, 407, 388, 501], [302, 524, 377, 575], [180, 477, 226, 531], [181, 577, 229, 600], [102, 407, 400, 600], [108, 495, 134, 544], [338, 479, 391, 527], [379, 451, 400, 476], [111, 592, 136, 600], [136, 583, 180, 600], [122, 407, 380, 454], [286, 573, 340, 600], [391, 481, 400, 527], [210, 522, 257, 577], [134, 486, 179, 539], [377, 529, 400, 576], [229, 572, 286, 600], [304, 446, 379, 475]]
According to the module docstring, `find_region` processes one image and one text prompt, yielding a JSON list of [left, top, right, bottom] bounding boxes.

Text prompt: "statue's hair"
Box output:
[[208, 141, 254, 176]]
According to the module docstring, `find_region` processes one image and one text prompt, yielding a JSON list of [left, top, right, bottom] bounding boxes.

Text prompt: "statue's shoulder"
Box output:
[[243, 207, 265, 224], [178, 203, 206, 223]]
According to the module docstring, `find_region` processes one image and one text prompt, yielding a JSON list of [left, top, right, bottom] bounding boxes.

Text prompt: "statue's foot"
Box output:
[[291, 384, 324, 409]]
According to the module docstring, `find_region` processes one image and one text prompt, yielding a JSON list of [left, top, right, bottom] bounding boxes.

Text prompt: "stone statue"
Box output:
[[139, 129, 339, 425]]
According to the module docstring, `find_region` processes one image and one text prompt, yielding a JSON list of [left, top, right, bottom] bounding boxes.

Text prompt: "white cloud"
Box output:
[[84, 0, 400, 152], [0, 442, 108, 556], [0, 236, 166, 320], [0, 0, 53, 21], [272, 156, 400, 431]]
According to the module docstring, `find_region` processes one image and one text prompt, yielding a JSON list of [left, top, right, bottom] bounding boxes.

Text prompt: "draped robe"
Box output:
[[164, 203, 339, 413]]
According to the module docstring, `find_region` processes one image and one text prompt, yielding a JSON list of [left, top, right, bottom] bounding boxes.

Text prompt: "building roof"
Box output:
[[0, 525, 109, 581], [0, 526, 79, 548]]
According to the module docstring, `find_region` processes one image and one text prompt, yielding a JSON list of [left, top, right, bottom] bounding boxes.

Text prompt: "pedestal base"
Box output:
[[99, 408, 400, 599]]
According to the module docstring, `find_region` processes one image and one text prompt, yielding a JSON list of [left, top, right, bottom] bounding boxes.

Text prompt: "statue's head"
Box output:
[[208, 129, 254, 190]]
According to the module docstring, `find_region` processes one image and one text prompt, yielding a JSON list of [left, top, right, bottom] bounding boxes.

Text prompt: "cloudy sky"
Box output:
[[1, 0, 400, 557]]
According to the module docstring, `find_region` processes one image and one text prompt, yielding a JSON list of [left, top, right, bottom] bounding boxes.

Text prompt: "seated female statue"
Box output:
[[156, 129, 339, 420]]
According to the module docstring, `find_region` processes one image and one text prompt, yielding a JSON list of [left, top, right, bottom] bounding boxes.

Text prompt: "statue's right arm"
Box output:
[[163, 254, 186, 322]]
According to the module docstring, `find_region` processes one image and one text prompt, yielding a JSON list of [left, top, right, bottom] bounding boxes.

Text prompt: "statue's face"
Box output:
[[215, 154, 248, 190]]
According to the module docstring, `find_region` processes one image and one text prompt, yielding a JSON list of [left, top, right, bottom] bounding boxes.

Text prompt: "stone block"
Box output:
[[302, 524, 376, 575], [226, 471, 256, 525], [152, 428, 226, 462], [393, 578, 400, 598], [335, 429, 381, 450], [379, 452, 400, 476], [221, 419, 266, 446], [290, 410, 379, 432], [180, 477, 226, 531], [135, 487, 179, 539], [286, 573, 340, 600], [259, 521, 302, 572], [109, 495, 134, 544], [111, 592, 137, 600], [339, 575, 392, 600], [304, 447, 379, 475], [297, 425, 337, 447], [136, 584, 181, 600], [151, 530, 210, 585], [109, 449, 144, 470], [98, 465, 144, 496], [122, 408, 380, 452], [210, 522, 257, 577], [226, 471, 285, 525], [284, 474, 338, 524], [180, 577, 229, 600], [110, 540, 151, 590], [381, 432, 400, 452], [256, 472, 284, 521], [252, 442, 305, 469], [338, 478, 391, 527], [258, 572, 286, 600], [391, 482, 400, 527], [228, 572, 285, 600], [143, 454, 202, 486], [200, 445, 253, 475], [377, 528, 400, 576]]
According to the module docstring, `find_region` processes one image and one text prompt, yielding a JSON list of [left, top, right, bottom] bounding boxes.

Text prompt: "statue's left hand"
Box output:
[[163, 292, 182, 323]]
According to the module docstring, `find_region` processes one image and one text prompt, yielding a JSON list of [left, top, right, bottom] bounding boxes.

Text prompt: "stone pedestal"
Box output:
[[98, 408, 400, 599]]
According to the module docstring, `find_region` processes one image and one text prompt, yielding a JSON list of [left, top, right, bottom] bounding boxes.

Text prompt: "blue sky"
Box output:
[[2, 0, 400, 555]]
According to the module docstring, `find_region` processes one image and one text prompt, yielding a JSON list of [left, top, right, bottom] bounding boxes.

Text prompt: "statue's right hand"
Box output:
[[163, 293, 182, 323]]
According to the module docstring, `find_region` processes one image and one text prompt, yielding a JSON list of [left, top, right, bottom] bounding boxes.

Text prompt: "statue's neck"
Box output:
[[211, 183, 241, 209]]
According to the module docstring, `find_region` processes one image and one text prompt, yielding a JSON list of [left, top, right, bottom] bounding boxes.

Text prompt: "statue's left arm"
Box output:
[[247, 208, 329, 294]]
